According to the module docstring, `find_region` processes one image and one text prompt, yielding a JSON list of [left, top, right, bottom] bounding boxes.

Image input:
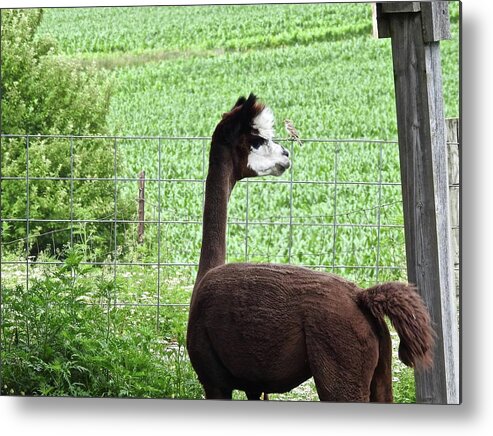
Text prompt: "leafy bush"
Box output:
[[1, 9, 120, 255], [1, 9, 110, 135]]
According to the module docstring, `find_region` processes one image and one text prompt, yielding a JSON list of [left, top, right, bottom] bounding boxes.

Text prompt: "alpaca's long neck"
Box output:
[[195, 160, 235, 286]]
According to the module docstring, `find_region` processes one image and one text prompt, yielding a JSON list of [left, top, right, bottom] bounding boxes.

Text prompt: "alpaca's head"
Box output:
[[211, 94, 291, 180]]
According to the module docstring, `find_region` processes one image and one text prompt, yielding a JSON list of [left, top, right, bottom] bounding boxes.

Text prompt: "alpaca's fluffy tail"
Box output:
[[357, 282, 435, 368]]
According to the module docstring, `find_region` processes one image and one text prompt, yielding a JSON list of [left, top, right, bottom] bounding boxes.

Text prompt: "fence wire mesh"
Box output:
[[0, 133, 456, 330]]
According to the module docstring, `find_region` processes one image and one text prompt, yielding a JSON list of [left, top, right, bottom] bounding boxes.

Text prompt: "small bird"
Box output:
[[284, 119, 302, 146]]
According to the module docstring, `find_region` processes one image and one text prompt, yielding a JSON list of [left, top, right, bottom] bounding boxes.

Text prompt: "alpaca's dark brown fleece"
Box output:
[[186, 94, 434, 402], [188, 263, 433, 401]]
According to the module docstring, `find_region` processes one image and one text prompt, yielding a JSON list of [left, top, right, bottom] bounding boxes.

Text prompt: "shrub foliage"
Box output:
[[1, 9, 117, 254]]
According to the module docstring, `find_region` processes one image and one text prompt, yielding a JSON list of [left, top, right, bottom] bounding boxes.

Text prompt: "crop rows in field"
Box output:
[[37, 2, 460, 140], [38, 3, 373, 54]]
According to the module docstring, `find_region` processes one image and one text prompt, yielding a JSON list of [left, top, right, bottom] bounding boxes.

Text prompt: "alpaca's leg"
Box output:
[[369, 320, 394, 402], [246, 390, 263, 400], [310, 360, 371, 402], [204, 385, 232, 400], [245, 391, 269, 400], [306, 331, 376, 402], [188, 329, 234, 400]]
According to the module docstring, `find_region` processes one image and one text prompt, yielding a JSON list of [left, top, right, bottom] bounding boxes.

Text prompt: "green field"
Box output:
[[1, 2, 460, 401], [37, 3, 459, 138]]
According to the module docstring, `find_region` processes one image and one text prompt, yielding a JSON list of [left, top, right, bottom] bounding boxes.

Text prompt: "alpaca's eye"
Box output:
[[250, 136, 266, 149]]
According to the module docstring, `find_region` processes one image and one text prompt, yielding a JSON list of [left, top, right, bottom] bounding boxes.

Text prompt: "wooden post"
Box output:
[[446, 118, 460, 302], [375, 2, 459, 404], [137, 170, 145, 244]]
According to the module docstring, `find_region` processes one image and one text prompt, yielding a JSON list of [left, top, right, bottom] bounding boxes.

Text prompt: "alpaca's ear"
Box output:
[[221, 94, 259, 123], [240, 93, 258, 113], [231, 96, 247, 110], [237, 93, 264, 131], [229, 93, 256, 112], [214, 94, 264, 144], [221, 95, 249, 120]]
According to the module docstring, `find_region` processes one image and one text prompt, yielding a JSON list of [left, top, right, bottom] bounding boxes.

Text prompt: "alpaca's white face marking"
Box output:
[[248, 108, 291, 176], [253, 107, 275, 140], [248, 139, 290, 176]]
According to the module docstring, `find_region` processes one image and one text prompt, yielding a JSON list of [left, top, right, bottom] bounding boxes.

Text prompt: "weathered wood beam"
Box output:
[[446, 118, 460, 302], [375, 2, 459, 404], [373, 2, 451, 40], [421, 1, 451, 42], [382, 1, 421, 13]]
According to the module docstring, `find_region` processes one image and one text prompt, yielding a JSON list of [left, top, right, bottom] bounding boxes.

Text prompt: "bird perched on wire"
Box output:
[[284, 119, 302, 146]]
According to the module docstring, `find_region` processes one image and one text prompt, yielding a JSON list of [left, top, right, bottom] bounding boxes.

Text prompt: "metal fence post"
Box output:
[[138, 170, 146, 244]]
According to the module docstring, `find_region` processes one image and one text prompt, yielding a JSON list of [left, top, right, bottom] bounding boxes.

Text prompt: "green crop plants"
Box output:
[[37, 4, 373, 55]]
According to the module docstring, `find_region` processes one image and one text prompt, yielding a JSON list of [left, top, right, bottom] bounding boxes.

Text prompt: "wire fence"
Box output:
[[0, 133, 459, 328]]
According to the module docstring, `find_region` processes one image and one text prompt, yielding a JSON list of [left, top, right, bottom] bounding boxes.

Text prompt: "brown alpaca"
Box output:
[[186, 94, 434, 402]]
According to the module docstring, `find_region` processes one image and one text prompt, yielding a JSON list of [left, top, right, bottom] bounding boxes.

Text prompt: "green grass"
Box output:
[[1, 2, 460, 401]]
